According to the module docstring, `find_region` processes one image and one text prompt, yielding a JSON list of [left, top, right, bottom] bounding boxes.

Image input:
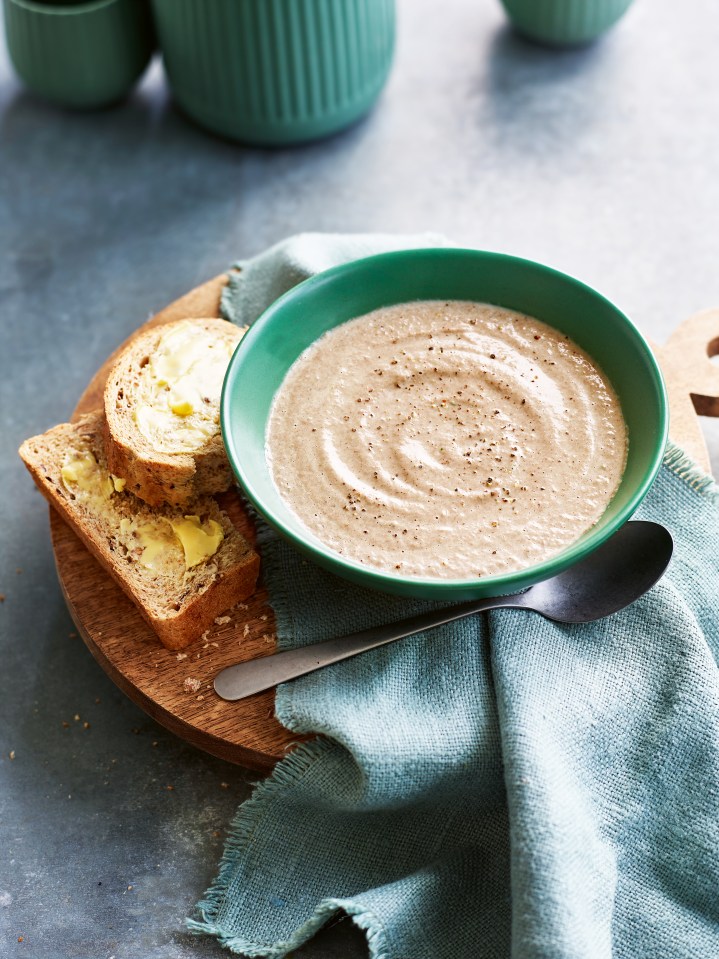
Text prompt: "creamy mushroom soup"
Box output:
[[266, 301, 627, 579]]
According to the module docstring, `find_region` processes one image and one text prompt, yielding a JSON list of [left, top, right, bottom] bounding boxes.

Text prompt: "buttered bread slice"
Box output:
[[104, 318, 245, 507], [19, 411, 260, 650]]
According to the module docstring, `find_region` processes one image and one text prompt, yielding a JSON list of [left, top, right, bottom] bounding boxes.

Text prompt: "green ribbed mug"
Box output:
[[3, 0, 155, 109], [499, 0, 635, 46], [150, 0, 396, 146]]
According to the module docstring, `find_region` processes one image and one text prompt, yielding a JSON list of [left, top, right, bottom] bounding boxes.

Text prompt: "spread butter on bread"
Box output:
[[19, 411, 260, 650], [104, 318, 245, 508]]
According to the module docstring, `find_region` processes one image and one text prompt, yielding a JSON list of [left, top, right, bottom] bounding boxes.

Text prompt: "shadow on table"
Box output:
[[0, 68, 379, 290], [0, 59, 378, 174], [478, 23, 616, 156], [172, 911, 370, 959]]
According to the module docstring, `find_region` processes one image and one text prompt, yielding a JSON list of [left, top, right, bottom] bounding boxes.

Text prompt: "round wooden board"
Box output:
[[50, 276, 719, 771], [50, 274, 298, 772]]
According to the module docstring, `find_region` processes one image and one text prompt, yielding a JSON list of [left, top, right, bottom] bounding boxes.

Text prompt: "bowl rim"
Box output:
[[221, 247, 668, 595]]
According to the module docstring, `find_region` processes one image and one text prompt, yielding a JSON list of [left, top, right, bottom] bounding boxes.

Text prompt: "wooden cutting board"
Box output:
[[49, 275, 719, 771]]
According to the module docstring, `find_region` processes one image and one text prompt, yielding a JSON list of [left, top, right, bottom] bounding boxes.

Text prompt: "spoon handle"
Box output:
[[214, 594, 518, 701]]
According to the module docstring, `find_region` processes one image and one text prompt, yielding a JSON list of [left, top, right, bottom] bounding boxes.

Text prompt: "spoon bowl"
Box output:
[[520, 520, 673, 623], [214, 521, 673, 701]]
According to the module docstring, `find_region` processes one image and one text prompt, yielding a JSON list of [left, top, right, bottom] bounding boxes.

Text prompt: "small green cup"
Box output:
[[150, 0, 396, 146], [3, 0, 155, 109], [499, 0, 635, 46]]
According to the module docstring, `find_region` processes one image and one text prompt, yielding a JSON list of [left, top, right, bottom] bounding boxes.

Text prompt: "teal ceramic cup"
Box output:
[[499, 0, 635, 46], [3, 0, 155, 109], [150, 0, 396, 146], [222, 249, 668, 601]]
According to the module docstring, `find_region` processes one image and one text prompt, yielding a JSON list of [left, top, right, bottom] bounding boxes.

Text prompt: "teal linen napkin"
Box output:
[[189, 234, 719, 958]]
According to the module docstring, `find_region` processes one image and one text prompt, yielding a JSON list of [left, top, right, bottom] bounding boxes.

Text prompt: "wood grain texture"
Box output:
[[49, 276, 719, 771], [652, 308, 719, 473]]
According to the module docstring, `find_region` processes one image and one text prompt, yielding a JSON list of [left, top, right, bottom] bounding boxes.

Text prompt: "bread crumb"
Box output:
[[83, 722, 91, 730], [243, 624, 250, 638], [214, 615, 231, 625], [220, 782, 229, 789], [201, 630, 210, 643], [62, 721, 70, 729], [183, 677, 201, 693], [260, 614, 268, 621], [74, 714, 80, 722], [211, 642, 219, 648], [0, 594, 5, 603], [236, 603, 248, 611], [196, 694, 205, 701], [176, 652, 188, 661], [166, 785, 174, 791], [9, 750, 15, 760], [262, 633, 275, 645]]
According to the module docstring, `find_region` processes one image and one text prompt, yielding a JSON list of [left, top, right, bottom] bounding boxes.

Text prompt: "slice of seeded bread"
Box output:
[[19, 411, 260, 650], [103, 318, 245, 508]]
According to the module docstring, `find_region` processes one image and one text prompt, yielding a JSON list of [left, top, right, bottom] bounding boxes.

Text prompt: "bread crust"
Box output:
[[20, 411, 260, 650], [103, 318, 244, 507]]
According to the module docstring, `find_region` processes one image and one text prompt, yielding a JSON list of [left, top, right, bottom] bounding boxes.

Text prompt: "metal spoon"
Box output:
[[214, 520, 673, 702]]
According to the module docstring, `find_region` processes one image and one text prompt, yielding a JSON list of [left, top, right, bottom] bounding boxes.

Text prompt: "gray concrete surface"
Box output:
[[2, 0, 719, 956]]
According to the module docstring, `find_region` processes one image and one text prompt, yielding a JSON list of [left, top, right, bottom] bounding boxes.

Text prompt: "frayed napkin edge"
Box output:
[[187, 740, 393, 959], [663, 442, 719, 504]]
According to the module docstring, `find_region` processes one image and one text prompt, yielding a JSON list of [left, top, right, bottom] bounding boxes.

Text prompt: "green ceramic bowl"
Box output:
[[150, 0, 395, 146], [222, 249, 667, 600], [499, 0, 635, 46], [3, 0, 154, 109]]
